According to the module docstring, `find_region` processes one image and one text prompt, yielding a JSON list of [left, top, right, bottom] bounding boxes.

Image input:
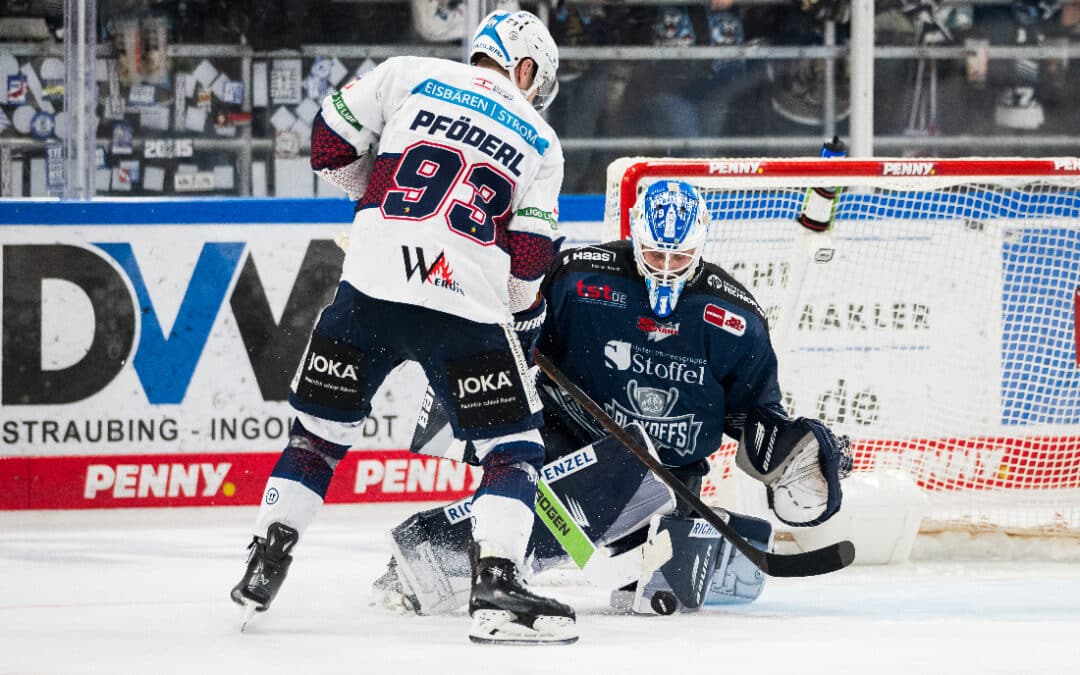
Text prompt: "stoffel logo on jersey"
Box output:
[[637, 316, 680, 342], [401, 245, 464, 295], [703, 304, 746, 336]]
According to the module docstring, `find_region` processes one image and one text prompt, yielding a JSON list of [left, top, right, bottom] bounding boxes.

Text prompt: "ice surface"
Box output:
[[2, 503, 1079, 675]]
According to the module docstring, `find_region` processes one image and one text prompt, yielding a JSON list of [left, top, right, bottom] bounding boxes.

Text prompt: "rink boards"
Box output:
[[0, 198, 599, 509], [1, 197, 1077, 509]]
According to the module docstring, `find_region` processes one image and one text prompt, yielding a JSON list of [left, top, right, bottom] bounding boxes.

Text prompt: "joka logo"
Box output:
[[1, 241, 343, 406], [456, 370, 513, 398], [306, 352, 359, 381], [402, 246, 464, 295], [637, 316, 679, 342], [703, 304, 746, 336]]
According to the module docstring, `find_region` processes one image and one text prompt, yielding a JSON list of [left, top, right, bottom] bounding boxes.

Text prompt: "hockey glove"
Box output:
[[736, 408, 852, 527], [512, 296, 547, 360]]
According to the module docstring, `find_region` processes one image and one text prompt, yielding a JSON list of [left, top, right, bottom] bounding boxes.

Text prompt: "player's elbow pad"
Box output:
[[735, 408, 852, 527], [310, 112, 378, 200], [315, 158, 375, 201]]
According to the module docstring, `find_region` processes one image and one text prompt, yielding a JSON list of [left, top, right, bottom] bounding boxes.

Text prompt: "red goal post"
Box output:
[[604, 156, 1080, 546]]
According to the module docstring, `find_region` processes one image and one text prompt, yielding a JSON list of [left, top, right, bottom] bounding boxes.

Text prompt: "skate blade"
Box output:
[[238, 600, 259, 632], [468, 610, 578, 645]]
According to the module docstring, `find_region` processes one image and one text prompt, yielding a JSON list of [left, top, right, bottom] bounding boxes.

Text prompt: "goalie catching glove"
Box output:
[[736, 408, 852, 527]]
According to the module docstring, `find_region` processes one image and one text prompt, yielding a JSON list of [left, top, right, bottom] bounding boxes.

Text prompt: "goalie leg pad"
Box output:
[[385, 423, 677, 609], [736, 408, 852, 527], [387, 503, 475, 615], [624, 512, 725, 615], [617, 510, 772, 614], [704, 511, 772, 606], [526, 423, 676, 571]]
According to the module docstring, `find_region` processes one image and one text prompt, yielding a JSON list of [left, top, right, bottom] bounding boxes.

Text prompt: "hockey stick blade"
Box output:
[[534, 352, 856, 578]]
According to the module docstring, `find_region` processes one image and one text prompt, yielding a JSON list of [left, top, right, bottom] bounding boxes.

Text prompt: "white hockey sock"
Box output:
[[253, 476, 324, 541], [470, 494, 534, 567]]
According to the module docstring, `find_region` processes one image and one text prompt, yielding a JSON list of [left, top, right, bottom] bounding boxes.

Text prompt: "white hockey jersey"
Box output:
[[317, 55, 564, 325]]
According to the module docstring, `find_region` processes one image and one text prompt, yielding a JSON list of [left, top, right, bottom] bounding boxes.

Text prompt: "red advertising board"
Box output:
[[0, 450, 481, 510]]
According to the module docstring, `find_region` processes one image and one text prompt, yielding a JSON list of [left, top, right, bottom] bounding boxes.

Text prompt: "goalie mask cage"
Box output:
[[605, 157, 1080, 542]]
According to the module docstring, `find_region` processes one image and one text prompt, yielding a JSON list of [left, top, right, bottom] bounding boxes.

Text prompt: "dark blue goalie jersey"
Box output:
[[536, 240, 785, 469]]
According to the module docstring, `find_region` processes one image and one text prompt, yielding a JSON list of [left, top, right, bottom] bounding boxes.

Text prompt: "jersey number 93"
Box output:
[[381, 141, 515, 246]]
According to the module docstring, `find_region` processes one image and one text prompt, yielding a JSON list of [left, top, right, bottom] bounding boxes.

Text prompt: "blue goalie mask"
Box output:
[[630, 180, 711, 318]]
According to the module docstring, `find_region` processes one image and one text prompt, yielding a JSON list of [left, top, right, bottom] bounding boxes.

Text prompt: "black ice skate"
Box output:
[[370, 556, 420, 615], [468, 549, 577, 645], [230, 522, 298, 630]]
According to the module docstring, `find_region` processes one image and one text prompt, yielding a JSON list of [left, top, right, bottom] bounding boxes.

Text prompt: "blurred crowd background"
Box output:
[[1, 0, 1077, 196]]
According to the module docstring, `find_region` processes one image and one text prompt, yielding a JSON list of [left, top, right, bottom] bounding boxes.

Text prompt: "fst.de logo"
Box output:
[[575, 279, 628, 308]]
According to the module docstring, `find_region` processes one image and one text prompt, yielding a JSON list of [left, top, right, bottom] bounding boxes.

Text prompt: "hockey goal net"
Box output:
[[604, 156, 1080, 546]]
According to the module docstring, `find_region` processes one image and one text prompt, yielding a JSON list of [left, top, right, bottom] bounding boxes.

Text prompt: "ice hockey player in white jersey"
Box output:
[[230, 10, 575, 644]]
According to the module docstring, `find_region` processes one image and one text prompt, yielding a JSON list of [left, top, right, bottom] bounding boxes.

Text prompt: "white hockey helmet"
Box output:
[[469, 10, 560, 111], [630, 180, 711, 318]]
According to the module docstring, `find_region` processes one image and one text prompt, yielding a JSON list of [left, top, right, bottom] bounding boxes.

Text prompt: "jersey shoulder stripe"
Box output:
[[409, 77, 552, 156]]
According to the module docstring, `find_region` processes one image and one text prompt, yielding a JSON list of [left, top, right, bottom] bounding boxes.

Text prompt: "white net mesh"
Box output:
[[605, 157, 1080, 536]]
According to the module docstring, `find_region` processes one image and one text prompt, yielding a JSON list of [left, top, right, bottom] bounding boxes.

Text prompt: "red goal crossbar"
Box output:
[[616, 158, 1080, 237]]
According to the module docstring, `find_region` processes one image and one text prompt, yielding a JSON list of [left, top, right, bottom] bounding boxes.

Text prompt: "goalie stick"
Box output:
[[533, 352, 856, 578]]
